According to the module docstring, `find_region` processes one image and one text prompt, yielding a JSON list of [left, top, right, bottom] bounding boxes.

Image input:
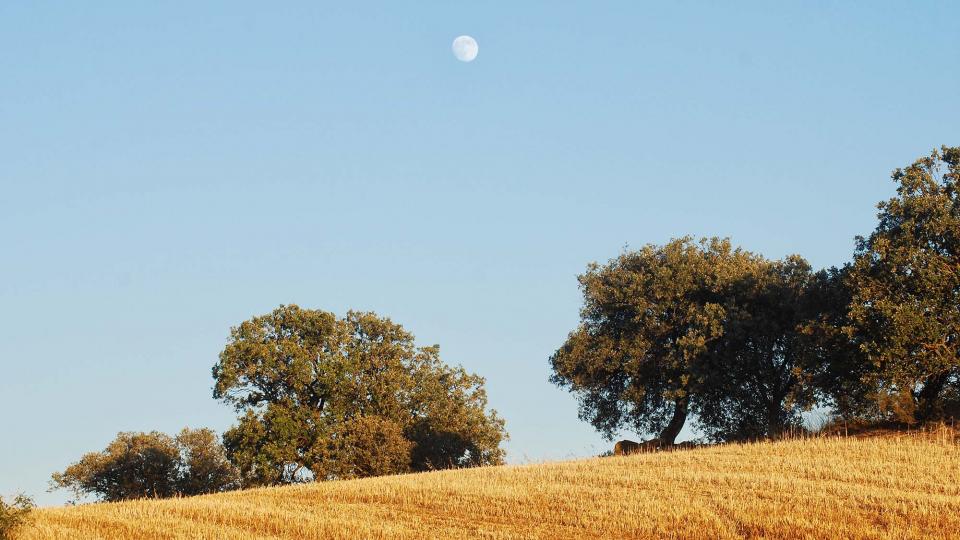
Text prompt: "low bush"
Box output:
[[0, 493, 34, 540]]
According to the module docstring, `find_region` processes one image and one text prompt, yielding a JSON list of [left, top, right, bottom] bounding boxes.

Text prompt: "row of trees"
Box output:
[[51, 146, 957, 500], [551, 146, 960, 444], [54, 308, 507, 502]]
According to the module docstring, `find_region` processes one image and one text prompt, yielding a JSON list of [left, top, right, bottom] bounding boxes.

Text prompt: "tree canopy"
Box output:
[[694, 255, 820, 441], [51, 428, 238, 502], [550, 238, 828, 443], [847, 146, 960, 423], [553, 146, 960, 443], [213, 306, 506, 487]]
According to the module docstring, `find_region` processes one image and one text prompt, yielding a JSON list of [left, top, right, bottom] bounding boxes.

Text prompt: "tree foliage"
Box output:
[[0, 494, 34, 540], [552, 238, 751, 443], [550, 238, 827, 443], [327, 415, 413, 479], [847, 146, 960, 423], [797, 266, 873, 419], [174, 428, 242, 497], [695, 256, 820, 441], [51, 428, 239, 502], [553, 146, 960, 440], [213, 306, 506, 487]]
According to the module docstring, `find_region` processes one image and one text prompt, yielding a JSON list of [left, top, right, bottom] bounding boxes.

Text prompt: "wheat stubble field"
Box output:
[[25, 431, 960, 540]]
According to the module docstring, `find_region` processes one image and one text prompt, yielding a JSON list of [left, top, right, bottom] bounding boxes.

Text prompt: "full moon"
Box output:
[[452, 35, 478, 62]]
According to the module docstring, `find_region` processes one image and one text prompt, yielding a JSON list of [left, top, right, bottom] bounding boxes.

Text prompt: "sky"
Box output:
[[1, 1, 958, 506]]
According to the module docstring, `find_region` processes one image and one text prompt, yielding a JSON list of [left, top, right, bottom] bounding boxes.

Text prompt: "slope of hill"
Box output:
[[25, 431, 960, 539]]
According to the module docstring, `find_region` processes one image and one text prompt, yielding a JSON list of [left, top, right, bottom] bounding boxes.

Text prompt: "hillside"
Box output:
[[25, 431, 960, 540]]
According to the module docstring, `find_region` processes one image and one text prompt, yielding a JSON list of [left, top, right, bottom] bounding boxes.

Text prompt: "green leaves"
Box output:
[[0, 493, 34, 540], [51, 429, 239, 502], [214, 305, 507, 487], [552, 238, 829, 443], [553, 238, 763, 443], [847, 146, 960, 423], [554, 146, 959, 442], [326, 416, 412, 479]]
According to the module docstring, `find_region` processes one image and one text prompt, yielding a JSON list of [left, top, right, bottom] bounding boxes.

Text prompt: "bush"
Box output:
[[327, 416, 413, 479], [51, 428, 239, 502], [175, 428, 242, 496], [0, 494, 34, 540]]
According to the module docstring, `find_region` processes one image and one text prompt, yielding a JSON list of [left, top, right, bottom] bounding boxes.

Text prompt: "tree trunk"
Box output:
[[767, 411, 783, 439], [659, 396, 689, 445], [767, 391, 788, 439], [916, 370, 950, 422]]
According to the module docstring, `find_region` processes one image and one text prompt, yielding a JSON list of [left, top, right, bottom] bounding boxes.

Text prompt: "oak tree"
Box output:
[[695, 256, 819, 441], [51, 428, 238, 502], [213, 306, 506, 487], [550, 238, 756, 444], [551, 238, 829, 443], [847, 146, 960, 423]]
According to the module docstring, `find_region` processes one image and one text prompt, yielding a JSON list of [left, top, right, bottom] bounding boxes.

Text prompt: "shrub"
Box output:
[[52, 428, 239, 502], [0, 494, 34, 540], [327, 416, 413, 479]]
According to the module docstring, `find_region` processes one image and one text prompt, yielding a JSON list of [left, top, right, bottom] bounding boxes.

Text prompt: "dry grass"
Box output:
[[25, 430, 960, 539]]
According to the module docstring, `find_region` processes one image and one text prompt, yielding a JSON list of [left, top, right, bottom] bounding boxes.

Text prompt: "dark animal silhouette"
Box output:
[[671, 441, 698, 451], [613, 439, 701, 455], [613, 438, 663, 456]]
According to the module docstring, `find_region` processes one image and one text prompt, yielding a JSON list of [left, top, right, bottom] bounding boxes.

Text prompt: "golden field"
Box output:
[[24, 430, 960, 540]]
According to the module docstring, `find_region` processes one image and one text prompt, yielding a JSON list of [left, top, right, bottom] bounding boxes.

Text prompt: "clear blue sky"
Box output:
[[2, 1, 958, 506]]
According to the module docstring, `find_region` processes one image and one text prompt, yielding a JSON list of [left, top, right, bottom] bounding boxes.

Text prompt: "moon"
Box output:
[[452, 35, 478, 62]]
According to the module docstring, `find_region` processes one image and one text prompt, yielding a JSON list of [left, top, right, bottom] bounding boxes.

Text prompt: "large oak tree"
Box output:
[[213, 306, 506, 487], [695, 255, 821, 441], [847, 146, 960, 423], [551, 238, 754, 444], [551, 238, 826, 443]]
